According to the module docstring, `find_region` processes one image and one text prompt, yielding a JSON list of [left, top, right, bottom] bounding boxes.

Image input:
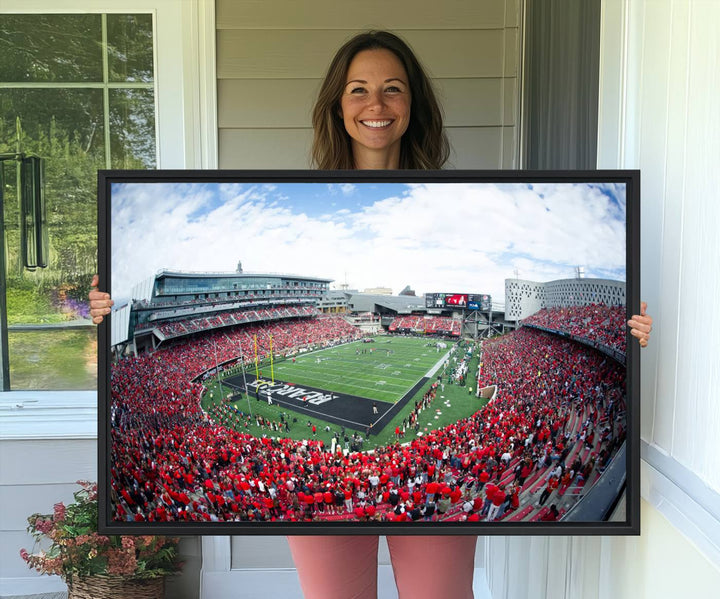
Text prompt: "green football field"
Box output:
[[205, 335, 487, 448], [267, 336, 449, 403]]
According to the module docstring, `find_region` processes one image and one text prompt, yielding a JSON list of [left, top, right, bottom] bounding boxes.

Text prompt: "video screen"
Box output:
[[98, 170, 640, 535]]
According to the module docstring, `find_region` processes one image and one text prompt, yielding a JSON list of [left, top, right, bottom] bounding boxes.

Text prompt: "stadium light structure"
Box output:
[[212, 338, 227, 404], [236, 343, 253, 417], [213, 338, 219, 380]]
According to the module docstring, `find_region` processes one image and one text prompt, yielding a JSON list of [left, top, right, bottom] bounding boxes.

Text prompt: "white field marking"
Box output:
[[423, 349, 453, 379], [278, 351, 430, 382]]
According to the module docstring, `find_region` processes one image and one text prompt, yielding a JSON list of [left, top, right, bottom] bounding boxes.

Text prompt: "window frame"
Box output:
[[0, 0, 216, 403]]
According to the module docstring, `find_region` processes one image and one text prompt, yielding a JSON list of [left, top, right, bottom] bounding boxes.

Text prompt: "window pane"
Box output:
[[110, 89, 156, 168], [2, 88, 103, 390], [0, 14, 102, 82], [0, 89, 107, 162], [8, 329, 97, 390], [107, 14, 155, 83], [1, 88, 104, 277]]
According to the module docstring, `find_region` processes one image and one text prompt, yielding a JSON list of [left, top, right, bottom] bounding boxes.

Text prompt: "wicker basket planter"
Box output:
[[22, 483, 181, 598], [67, 575, 165, 599]]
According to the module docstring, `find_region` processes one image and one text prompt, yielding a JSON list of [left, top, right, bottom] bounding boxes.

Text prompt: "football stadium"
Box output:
[[109, 267, 628, 525]]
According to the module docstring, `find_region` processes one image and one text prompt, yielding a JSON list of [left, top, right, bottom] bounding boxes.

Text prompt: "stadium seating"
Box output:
[[109, 310, 626, 524], [522, 304, 626, 354], [388, 315, 461, 337]]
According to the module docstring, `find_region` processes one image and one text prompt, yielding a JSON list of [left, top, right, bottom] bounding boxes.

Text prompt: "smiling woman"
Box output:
[[340, 49, 412, 169], [311, 30, 448, 170]]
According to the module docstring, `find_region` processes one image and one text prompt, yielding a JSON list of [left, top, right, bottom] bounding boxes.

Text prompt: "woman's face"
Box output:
[[340, 48, 411, 168]]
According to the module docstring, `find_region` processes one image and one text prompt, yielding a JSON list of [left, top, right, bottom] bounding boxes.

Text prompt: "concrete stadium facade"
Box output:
[[505, 278, 626, 321]]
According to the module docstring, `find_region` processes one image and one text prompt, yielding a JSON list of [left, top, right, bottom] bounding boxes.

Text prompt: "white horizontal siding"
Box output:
[[218, 78, 517, 128], [216, 0, 516, 30], [218, 126, 513, 170], [216, 0, 521, 171], [217, 29, 514, 80]]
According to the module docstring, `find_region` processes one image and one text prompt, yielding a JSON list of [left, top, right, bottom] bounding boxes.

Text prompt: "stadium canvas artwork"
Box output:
[[98, 170, 640, 535]]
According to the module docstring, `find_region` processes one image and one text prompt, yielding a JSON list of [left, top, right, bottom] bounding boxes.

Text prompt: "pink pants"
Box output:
[[287, 535, 477, 599]]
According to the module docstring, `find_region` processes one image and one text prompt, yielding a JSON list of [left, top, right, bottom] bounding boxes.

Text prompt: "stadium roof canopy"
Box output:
[[156, 269, 333, 283], [345, 292, 425, 315]]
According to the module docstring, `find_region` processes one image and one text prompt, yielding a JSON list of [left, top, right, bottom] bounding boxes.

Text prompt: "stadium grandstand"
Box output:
[[111, 269, 515, 354], [111, 267, 333, 355], [504, 276, 627, 363], [108, 269, 628, 526], [505, 276, 626, 321]]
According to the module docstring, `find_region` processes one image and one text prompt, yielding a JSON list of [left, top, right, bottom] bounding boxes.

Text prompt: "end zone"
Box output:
[[221, 372, 427, 436]]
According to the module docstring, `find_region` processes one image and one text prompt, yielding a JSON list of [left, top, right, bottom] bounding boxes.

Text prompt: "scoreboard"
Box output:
[[425, 293, 492, 311]]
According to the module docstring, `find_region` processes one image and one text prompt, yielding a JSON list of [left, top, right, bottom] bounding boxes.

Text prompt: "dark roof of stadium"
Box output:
[[346, 292, 425, 314]]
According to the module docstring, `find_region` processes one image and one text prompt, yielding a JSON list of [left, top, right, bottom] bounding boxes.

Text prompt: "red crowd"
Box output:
[[148, 315, 362, 381], [521, 304, 626, 354], [110, 308, 626, 524], [139, 305, 318, 338], [389, 316, 461, 337]]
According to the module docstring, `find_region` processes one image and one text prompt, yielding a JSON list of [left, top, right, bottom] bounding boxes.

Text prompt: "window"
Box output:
[[0, 13, 156, 390]]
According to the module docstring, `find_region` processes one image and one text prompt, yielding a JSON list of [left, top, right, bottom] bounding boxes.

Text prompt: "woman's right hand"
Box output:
[[89, 274, 114, 324]]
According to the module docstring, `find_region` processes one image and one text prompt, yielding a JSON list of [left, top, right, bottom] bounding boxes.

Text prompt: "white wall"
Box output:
[[485, 0, 720, 596], [0, 395, 97, 597], [215, 0, 522, 169]]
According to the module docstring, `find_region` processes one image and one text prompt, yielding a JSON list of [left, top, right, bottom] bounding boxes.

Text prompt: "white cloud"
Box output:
[[339, 183, 356, 196], [110, 181, 626, 305]]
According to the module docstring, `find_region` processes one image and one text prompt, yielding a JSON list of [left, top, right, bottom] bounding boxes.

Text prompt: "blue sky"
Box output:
[[111, 180, 627, 306]]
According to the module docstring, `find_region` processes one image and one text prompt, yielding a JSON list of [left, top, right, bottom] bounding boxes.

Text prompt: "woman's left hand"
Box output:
[[627, 301, 653, 348], [89, 274, 113, 324]]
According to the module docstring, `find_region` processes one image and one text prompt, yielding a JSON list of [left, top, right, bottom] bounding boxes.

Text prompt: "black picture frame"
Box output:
[[98, 169, 640, 536]]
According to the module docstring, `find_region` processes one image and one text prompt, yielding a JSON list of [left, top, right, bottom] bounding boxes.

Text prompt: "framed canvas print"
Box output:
[[97, 169, 640, 535]]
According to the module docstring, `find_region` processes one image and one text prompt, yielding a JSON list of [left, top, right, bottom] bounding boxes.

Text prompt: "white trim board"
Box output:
[[641, 441, 720, 568], [0, 392, 96, 440]]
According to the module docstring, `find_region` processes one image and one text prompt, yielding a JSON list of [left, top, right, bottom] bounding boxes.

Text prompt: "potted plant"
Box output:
[[20, 480, 182, 599]]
